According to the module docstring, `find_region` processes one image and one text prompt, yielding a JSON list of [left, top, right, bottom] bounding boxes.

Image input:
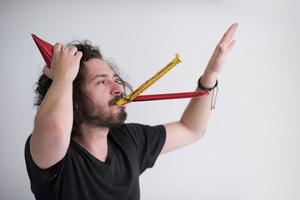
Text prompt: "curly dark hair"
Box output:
[[34, 40, 132, 137]]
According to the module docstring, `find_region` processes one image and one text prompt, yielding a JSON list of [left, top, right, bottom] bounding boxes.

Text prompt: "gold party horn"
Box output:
[[116, 54, 182, 105]]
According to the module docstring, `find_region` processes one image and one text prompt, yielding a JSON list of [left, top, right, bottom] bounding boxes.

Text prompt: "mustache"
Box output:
[[108, 94, 125, 106]]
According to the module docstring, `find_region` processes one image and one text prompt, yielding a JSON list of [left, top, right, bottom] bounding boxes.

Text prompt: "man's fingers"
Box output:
[[53, 42, 63, 54], [75, 51, 83, 61], [42, 66, 53, 79], [68, 46, 78, 55], [42, 66, 48, 74], [219, 23, 238, 45], [227, 40, 236, 52]]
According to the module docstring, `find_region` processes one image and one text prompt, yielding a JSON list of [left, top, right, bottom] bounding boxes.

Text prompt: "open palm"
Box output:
[[205, 23, 238, 75]]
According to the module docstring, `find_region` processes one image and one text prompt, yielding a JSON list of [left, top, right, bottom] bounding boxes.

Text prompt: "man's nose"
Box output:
[[110, 81, 123, 96]]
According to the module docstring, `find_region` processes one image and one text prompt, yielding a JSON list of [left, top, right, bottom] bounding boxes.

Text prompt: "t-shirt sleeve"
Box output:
[[24, 135, 64, 191], [126, 123, 166, 174]]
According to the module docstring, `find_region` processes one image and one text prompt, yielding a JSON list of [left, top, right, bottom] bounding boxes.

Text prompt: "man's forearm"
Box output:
[[179, 73, 217, 138], [34, 77, 74, 137]]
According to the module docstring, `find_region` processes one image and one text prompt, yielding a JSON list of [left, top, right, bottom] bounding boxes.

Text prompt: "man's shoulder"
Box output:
[[110, 123, 143, 134], [109, 123, 165, 143], [109, 123, 140, 139]]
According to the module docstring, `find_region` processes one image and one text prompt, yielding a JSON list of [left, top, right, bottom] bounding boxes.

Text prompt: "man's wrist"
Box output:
[[200, 72, 218, 88], [197, 73, 219, 110], [53, 74, 74, 85]]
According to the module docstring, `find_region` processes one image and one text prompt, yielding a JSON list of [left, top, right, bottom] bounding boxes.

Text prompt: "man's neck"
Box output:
[[72, 122, 110, 162]]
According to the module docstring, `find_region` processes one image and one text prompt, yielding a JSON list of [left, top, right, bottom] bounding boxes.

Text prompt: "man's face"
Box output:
[[80, 58, 127, 128]]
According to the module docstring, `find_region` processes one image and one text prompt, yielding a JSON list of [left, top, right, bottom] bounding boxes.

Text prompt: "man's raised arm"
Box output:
[[161, 23, 238, 154], [30, 43, 82, 169]]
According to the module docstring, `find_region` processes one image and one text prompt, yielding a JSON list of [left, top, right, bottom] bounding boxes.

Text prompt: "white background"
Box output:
[[1, 0, 299, 199]]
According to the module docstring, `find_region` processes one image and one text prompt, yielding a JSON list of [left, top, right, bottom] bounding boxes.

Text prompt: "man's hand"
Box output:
[[43, 43, 82, 82], [201, 23, 238, 87]]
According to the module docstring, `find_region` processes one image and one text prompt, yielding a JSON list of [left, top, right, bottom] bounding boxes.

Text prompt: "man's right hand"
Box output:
[[43, 42, 82, 82]]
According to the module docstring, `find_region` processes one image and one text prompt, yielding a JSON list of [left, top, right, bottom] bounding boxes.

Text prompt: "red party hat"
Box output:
[[31, 34, 54, 67]]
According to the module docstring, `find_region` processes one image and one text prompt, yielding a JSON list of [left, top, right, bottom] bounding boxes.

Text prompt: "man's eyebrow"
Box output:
[[91, 73, 118, 81], [91, 74, 108, 81]]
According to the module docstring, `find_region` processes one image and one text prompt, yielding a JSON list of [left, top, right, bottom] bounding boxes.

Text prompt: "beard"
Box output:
[[81, 96, 127, 129]]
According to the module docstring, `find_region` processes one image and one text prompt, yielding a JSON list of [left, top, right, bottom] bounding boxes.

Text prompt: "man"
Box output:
[[25, 23, 238, 200]]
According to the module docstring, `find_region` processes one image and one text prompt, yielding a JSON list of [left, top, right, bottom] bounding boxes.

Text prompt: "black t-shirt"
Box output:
[[25, 123, 166, 200]]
